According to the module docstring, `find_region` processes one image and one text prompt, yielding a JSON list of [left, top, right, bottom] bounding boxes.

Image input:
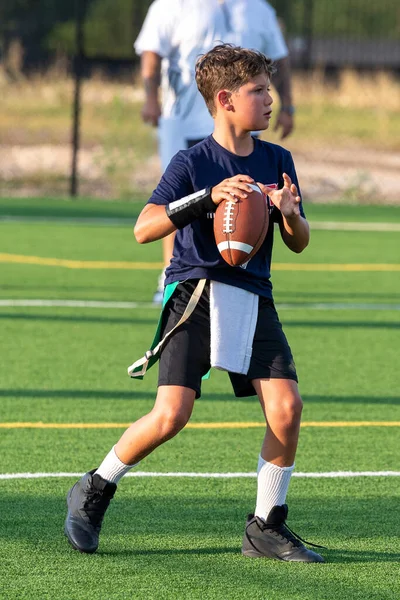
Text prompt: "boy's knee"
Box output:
[[154, 407, 191, 439], [270, 390, 303, 427], [289, 392, 303, 416], [282, 392, 303, 426]]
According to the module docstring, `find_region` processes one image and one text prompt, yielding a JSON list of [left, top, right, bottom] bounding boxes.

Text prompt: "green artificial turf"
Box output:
[[1, 478, 399, 600], [0, 201, 399, 599]]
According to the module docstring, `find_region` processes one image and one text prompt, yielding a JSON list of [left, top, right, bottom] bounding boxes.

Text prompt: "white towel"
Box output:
[[210, 281, 259, 375]]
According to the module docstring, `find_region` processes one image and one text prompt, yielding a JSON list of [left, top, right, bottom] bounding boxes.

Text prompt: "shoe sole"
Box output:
[[242, 548, 283, 560], [242, 549, 324, 562]]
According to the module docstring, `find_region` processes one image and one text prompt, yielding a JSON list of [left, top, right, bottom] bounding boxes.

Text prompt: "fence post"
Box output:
[[70, 0, 86, 197], [303, 0, 314, 70]]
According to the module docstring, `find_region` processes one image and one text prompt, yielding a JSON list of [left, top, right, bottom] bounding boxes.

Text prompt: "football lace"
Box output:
[[222, 200, 235, 233]]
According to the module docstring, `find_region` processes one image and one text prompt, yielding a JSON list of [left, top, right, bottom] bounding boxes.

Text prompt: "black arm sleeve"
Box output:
[[165, 187, 216, 229]]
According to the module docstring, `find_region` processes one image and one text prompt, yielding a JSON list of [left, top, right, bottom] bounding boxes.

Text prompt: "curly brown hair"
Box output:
[[195, 43, 275, 116]]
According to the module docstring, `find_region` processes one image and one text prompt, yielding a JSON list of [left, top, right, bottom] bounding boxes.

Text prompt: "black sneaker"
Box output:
[[242, 504, 325, 562], [64, 470, 117, 554]]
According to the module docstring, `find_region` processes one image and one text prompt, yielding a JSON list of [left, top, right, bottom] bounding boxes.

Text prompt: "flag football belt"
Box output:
[[127, 278, 207, 379]]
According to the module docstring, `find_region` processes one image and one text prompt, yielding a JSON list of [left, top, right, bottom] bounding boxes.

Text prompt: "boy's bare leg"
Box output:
[[115, 385, 196, 464], [153, 233, 176, 303], [252, 378, 302, 466], [64, 385, 196, 553], [252, 377, 302, 516], [242, 378, 324, 561]]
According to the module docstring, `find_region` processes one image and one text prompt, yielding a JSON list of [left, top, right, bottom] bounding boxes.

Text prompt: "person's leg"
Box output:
[[95, 384, 196, 481], [242, 377, 324, 562], [65, 279, 209, 553], [115, 385, 196, 464], [255, 377, 302, 467], [252, 378, 301, 519], [65, 385, 196, 553], [152, 232, 176, 302]]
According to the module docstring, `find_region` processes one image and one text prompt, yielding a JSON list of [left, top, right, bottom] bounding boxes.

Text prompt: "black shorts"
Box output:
[[158, 280, 298, 399]]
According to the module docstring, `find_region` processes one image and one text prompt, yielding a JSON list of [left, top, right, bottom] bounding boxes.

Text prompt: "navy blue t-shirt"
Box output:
[[147, 135, 305, 299]]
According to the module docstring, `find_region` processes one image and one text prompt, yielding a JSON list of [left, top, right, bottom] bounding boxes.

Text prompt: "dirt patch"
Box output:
[[0, 144, 399, 204], [292, 146, 400, 203]]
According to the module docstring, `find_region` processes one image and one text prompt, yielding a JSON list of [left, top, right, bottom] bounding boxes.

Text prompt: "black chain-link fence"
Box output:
[[272, 0, 400, 68], [0, 0, 399, 201], [2, 1, 399, 72]]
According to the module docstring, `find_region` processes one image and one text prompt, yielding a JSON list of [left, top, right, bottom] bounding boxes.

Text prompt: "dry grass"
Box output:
[[294, 68, 399, 111], [1, 67, 399, 141], [0, 67, 399, 200]]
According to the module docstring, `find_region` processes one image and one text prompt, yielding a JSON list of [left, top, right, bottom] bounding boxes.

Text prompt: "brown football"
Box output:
[[213, 183, 269, 267]]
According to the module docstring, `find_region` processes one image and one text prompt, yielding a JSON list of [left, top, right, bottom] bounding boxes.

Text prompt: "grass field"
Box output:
[[1, 197, 400, 599]]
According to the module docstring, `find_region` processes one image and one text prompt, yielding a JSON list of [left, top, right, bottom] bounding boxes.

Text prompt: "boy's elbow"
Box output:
[[134, 222, 149, 244], [286, 233, 310, 254], [292, 222, 310, 253]]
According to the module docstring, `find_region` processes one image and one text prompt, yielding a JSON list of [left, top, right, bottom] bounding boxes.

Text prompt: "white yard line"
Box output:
[[0, 299, 399, 311], [1, 215, 400, 231], [0, 215, 133, 226], [1, 471, 399, 480], [309, 221, 400, 232], [0, 299, 156, 309], [279, 303, 400, 311]]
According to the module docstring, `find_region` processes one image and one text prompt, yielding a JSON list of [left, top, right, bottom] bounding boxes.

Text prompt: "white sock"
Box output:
[[95, 446, 139, 484], [254, 455, 295, 522]]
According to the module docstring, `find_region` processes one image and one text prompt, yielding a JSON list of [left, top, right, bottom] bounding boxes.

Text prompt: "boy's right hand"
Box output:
[[211, 174, 256, 206]]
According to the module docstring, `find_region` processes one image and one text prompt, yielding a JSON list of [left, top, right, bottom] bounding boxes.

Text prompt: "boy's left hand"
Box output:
[[257, 173, 301, 220]]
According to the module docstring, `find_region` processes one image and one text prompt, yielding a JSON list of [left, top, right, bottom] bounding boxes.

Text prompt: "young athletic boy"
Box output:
[[64, 44, 324, 563]]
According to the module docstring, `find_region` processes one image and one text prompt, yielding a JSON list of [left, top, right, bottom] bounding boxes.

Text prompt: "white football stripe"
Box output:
[[217, 241, 253, 254], [248, 184, 262, 194]]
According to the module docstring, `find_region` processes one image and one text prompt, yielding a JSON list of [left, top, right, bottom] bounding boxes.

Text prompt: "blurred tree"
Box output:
[[46, 0, 151, 59], [0, 0, 398, 72], [0, 0, 93, 70], [269, 0, 400, 39]]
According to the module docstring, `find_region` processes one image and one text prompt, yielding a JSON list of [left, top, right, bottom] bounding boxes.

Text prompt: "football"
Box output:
[[213, 183, 269, 266]]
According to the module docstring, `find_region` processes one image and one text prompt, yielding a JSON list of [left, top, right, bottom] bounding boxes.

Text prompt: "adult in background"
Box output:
[[134, 0, 295, 303]]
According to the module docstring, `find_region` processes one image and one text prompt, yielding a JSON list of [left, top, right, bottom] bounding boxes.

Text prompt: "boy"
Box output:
[[135, 0, 295, 303], [64, 44, 324, 563]]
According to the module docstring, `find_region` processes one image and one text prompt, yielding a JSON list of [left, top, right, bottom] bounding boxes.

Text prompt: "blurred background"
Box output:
[[0, 0, 399, 204]]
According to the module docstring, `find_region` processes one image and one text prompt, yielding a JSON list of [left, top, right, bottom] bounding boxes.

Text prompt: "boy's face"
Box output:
[[228, 74, 273, 132]]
